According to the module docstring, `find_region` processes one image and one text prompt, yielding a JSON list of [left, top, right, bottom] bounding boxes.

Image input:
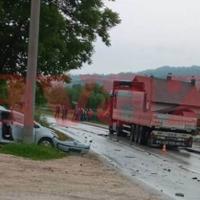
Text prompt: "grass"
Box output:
[[0, 143, 66, 160]]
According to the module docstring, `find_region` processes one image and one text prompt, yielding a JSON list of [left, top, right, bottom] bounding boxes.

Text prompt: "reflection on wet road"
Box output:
[[51, 120, 200, 200]]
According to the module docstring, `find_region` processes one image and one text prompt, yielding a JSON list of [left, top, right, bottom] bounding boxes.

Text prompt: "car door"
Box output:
[[32, 122, 41, 144], [0, 110, 14, 144], [12, 121, 23, 143]]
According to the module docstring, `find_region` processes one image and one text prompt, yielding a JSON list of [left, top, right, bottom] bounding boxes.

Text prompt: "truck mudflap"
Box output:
[[150, 130, 193, 147]]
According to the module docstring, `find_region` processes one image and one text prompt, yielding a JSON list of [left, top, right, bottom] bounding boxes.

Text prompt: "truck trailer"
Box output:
[[109, 75, 200, 147]]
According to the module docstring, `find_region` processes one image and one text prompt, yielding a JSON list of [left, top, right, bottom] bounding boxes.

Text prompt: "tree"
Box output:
[[47, 86, 69, 105], [35, 82, 47, 106], [67, 83, 109, 109], [0, 79, 8, 105], [86, 84, 109, 109], [67, 84, 82, 107], [0, 0, 120, 75]]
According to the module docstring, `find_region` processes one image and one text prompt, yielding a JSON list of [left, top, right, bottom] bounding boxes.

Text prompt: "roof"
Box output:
[[134, 75, 200, 107]]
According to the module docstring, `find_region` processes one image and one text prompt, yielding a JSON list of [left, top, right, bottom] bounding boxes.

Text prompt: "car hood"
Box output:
[[55, 138, 90, 149]]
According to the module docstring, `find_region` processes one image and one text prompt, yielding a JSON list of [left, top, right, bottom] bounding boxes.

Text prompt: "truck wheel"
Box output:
[[135, 125, 140, 144], [147, 133, 153, 147], [137, 126, 144, 145], [137, 133, 142, 144], [122, 131, 128, 137], [109, 125, 114, 135], [116, 125, 122, 137], [130, 125, 135, 143], [143, 128, 150, 145], [140, 127, 147, 145], [38, 138, 54, 148]]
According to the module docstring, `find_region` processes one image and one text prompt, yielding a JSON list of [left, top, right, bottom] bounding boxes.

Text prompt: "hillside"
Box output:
[[139, 65, 200, 77], [69, 66, 200, 90]]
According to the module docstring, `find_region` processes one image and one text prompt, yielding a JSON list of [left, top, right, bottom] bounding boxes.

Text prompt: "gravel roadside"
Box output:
[[0, 152, 162, 200]]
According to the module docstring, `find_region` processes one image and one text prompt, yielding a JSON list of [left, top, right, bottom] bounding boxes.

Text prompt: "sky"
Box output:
[[71, 0, 200, 75]]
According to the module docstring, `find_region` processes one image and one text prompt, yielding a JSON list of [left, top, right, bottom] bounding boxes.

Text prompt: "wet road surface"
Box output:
[[49, 119, 200, 200]]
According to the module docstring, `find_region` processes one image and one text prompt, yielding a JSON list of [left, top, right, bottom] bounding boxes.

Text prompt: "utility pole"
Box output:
[[23, 0, 41, 143]]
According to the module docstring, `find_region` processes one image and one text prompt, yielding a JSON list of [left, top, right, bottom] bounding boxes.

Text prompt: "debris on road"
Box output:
[[175, 193, 184, 197], [114, 149, 121, 152], [192, 177, 197, 180], [48, 119, 200, 199], [125, 155, 135, 159], [163, 168, 171, 172]]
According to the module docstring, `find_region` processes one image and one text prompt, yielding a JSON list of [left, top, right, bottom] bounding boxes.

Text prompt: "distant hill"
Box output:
[[69, 72, 134, 90], [139, 65, 200, 77], [68, 66, 200, 91]]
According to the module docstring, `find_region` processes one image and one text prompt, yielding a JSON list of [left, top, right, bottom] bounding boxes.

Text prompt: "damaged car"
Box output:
[[0, 107, 90, 153]]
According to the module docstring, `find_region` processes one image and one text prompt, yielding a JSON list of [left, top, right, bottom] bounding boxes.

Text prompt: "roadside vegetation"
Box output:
[[0, 143, 65, 160], [35, 82, 110, 125], [66, 83, 109, 110], [1, 73, 110, 125]]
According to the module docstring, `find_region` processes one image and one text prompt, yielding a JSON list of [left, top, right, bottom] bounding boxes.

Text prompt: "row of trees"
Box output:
[[0, 76, 109, 112], [67, 83, 109, 109], [0, 75, 59, 108], [46, 83, 109, 110]]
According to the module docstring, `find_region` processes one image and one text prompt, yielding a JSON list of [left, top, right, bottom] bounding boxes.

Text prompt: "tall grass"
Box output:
[[0, 144, 66, 160]]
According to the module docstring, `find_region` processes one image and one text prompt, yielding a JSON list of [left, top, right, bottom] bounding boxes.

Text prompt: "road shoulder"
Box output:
[[0, 152, 164, 200]]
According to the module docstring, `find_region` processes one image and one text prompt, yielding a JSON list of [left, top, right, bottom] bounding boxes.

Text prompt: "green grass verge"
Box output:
[[0, 143, 66, 160]]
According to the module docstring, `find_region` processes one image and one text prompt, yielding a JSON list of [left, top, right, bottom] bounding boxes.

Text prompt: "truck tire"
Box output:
[[138, 126, 144, 145], [141, 126, 148, 145], [116, 122, 123, 137], [135, 126, 146, 145], [109, 125, 114, 135], [147, 133, 153, 147], [122, 131, 128, 137], [142, 127, 148, 145], [135, 125, 140, 144], [130, 124, 135, 143]]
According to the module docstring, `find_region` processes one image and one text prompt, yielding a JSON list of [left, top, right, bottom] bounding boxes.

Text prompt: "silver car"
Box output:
[[0, 107, 90, 153]]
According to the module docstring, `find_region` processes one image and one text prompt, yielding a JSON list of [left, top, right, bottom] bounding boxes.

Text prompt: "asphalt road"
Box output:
[[49, 119, 200, 200]]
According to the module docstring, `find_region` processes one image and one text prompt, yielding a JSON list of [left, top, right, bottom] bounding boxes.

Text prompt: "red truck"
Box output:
[[109, 75, 200, 147]]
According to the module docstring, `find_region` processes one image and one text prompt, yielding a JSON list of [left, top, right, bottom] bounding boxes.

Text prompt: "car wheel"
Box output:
[[38, 138, 54, 148]]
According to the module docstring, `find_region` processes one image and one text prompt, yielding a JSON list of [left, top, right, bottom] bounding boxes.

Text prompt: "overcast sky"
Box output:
[[71, 0, 200, 75]]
